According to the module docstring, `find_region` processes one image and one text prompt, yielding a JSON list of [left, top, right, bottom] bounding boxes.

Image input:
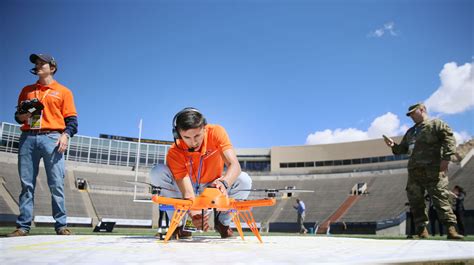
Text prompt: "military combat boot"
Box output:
[[447, 226, 464, 240], [417, 227, 429, 239]]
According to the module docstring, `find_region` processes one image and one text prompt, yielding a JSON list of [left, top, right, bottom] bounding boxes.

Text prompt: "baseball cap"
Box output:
[[29, 54, 56, 64], [406, 103, 425, 116]]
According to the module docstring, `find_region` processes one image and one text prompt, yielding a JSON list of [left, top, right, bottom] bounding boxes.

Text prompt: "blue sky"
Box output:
[[1, 0, 472, 148]]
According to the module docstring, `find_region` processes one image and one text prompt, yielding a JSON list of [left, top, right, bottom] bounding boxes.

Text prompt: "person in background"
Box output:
[[452, 185, 466, 236], [294, 198, 308, 234]]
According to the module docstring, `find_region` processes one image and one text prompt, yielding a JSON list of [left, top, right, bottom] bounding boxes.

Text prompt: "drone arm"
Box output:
[[152, 196, 193, 207], [233, 198, 276, 209]]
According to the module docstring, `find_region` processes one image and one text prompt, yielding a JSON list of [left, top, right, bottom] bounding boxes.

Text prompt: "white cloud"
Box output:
[[306, 128, 368, 145], [368, 21, 398, 38], [305, 112, 470, 145], [306, 112, 408, 145], [373, 29, 384, 37], [367, 112, 404, 138], [425, 62, 473, 114]]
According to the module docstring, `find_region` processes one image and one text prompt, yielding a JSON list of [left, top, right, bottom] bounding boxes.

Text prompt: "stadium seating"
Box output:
[[340, 173, 408, 222], [0, 161, 90, 218]]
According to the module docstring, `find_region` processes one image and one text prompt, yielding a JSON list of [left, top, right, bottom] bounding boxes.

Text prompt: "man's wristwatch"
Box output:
[[218, 179, 229, 189]]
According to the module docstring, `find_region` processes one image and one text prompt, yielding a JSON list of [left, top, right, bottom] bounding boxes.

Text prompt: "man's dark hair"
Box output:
[[175, 109, 207, 132]]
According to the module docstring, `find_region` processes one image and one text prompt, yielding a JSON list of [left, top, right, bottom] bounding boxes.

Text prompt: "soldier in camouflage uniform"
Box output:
[[383, 103, 463, 240]]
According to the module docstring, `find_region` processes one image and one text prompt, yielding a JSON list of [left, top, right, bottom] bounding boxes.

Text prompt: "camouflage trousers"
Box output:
[[406, 167, 457, 233]]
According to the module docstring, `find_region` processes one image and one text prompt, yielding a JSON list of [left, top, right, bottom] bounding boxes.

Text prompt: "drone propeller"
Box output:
[[241, 188, 314, 198], [242, 188, 314, 193], [124, 181, 177, 194]]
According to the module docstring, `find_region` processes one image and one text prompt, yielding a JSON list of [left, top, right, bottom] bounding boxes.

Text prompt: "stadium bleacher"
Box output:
[[0, 161, 90, 218], [341, 173, 408, 222]]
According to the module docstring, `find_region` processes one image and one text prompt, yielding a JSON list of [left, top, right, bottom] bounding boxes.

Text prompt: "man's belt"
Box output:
[[25, 129, 63, 135]]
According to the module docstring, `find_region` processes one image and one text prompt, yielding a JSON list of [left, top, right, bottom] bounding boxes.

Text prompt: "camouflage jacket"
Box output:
[[391, 118, 456, 169]]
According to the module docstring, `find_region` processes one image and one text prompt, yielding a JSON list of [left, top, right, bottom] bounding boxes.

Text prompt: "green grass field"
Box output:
[[0, 226, 472, 241]]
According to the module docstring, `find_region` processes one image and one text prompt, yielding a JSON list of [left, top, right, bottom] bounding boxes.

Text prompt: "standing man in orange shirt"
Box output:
[[150, 107, 252, 239], [7, 54, 78, 237]]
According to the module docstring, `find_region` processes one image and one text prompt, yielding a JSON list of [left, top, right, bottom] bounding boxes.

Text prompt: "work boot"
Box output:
[[6, 229, 29, 237], [56, 228, 72, 235], [417, 227, 429, 239], [214, 219, 234, 238], [447, 226, 464, 240]]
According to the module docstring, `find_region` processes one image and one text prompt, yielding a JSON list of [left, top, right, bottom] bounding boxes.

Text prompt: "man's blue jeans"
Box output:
[[16, 132, 67, 232], [150, 164, 252, 226]]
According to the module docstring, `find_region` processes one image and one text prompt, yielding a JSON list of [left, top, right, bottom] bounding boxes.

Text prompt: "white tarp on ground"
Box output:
[[1, 235, 473, 264]]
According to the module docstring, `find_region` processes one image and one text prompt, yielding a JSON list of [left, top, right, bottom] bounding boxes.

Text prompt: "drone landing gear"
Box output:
[[232, 210, 263, 243], [163, 207, 190, 242]]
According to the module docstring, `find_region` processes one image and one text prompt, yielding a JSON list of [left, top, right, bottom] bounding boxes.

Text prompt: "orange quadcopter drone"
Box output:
[[127, 181, 313, 243]]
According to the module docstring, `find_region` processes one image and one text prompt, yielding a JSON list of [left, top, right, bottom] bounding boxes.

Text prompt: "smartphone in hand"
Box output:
[[383, 135, 394, 147]]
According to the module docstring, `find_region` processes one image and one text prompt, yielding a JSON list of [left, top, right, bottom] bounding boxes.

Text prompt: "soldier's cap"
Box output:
[[29, 54, 56, 65], [406, 103, 425, 116]]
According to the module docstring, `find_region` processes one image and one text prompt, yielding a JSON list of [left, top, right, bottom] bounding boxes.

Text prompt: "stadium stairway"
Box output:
[[317, 195, 361, 234], [67, 169, 100, 226], [0, 176, 20, 224], [0, 177, 19, 213], [267, 196, 292, 224]]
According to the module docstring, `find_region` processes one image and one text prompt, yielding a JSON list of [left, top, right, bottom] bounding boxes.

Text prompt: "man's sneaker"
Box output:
[[214, 219, 234, 238], [154, 232, 163, 239], [447, 225, 464, 240], [6, 229, 28, 237], [154, 228, 169, 239], [56, 228, 72, 235]]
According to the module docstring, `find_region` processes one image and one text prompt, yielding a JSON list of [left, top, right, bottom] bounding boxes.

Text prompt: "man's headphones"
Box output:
[[172, 107, 207, 140]]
